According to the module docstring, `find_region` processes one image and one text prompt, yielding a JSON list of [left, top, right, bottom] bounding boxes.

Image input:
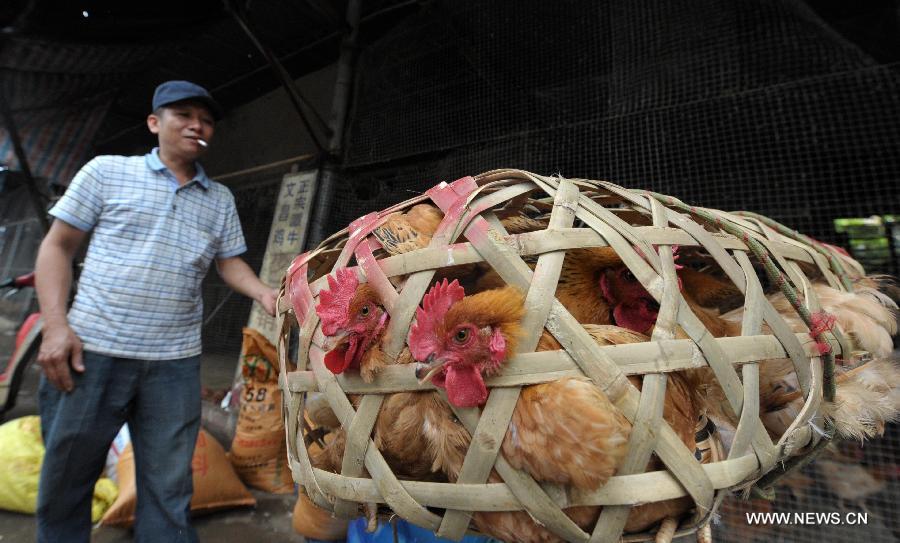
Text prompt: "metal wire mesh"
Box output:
[[710, 423, 900, 542], [307, 0, 900, 275], [208, 1, 898, 540]]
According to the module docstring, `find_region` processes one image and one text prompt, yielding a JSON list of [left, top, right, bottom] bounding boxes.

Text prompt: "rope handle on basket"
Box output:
[[642, 191, 838, 495], [731, 210, 854, 291], [642, 191, 837, 402]]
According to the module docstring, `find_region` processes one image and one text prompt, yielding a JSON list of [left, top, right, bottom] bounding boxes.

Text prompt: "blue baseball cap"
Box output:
[[152, 80, 222, 120]]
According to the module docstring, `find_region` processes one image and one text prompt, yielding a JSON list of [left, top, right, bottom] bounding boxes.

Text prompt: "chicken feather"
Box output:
[[411, 283, 703, 542]]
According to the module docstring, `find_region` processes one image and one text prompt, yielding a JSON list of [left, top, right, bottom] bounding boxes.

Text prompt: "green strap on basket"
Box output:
[[642, 191, 836, 403], [642, 192, 841, 495], [731, 210, 854, 292]]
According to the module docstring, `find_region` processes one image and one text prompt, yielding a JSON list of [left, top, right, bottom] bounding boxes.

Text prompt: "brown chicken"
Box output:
[[723, 279, 898, 359], [310, 267, 467, 484], [373, 202, 548, 256], [409, 280, 702, 542], [759, 358, 900, 441], [718, 279, 900, 442], [506, 246, 738, 337], [600, 253, 900, 444], [372, 204, 445, 256]]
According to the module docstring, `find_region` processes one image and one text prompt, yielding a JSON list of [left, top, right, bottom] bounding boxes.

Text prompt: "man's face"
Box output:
[[147, 101, 215, 160]]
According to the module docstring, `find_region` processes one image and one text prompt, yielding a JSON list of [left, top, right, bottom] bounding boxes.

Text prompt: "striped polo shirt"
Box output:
[[49, 148, 247, 359]]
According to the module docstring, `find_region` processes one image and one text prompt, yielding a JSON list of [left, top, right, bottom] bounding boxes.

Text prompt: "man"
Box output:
[[34, 80, 277, 542]]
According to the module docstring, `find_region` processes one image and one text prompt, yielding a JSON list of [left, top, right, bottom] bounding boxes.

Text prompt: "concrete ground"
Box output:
[[0, 352, 307, 542]]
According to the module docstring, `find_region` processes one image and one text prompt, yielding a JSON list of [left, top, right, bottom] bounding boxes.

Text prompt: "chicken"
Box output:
[[551, 246, 735, 337], [409, 279, 702, 541], [372, 204, 444, 256], [373, 203, 548, 256], [761, 358, 900, 441], [606, 257, 900, 443], [315, 267, 391, 383], [716, 277, 900, 441], [310, 267, 467, 484]]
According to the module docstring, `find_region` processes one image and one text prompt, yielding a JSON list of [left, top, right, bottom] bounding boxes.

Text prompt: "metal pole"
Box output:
[[0, 94, 50, 233], [226, 1, 332, 155], [306, 0, 361, 248]]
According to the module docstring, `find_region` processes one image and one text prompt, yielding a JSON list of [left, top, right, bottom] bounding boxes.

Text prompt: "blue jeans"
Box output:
[[37, 351, 202, 543]]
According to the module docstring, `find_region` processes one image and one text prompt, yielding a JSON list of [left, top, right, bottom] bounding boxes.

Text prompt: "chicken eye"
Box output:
[[622, 269, 636, 282], [453, 328, 470, 343], [359, 305, 370, 317]]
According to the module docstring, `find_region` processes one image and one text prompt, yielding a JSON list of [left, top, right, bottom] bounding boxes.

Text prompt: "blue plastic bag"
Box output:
[[309, 517, 497, 543]]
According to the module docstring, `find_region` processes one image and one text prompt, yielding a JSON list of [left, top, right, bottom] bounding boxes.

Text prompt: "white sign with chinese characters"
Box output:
[[246, 170, 317, 344]]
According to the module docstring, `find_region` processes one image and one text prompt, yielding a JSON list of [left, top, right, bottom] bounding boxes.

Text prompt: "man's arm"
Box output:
[[215, 256, 277, 316], [35, 220, 88, 391]]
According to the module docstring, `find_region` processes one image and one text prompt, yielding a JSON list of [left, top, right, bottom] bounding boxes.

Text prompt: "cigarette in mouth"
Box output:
[[197, 139, 208, 148]]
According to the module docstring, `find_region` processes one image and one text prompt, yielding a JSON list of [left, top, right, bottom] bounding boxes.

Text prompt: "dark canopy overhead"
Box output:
[[0, 0, 896, 186], [0, 0, 416, 183]]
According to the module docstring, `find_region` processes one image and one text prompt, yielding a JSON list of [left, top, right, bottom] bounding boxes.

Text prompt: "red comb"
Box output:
[[634, 244, 684, 271], [408, 279, 465, 361], [315, 268, 359, 336]]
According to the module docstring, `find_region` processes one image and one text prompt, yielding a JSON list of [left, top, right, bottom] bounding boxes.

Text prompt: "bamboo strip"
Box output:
[[354, 236, 399, 314], [309, 347, 442, 528], [302, 226, 814, 294], [730, 251, 778, 472], [448, 396, 593, 542], [334, 394, 383, 518], [305, 453, 760, 510], [436, 388, 525, 540], [593, 201, 681, 543], [285, 332, 836, 394], [591, 201, 685, 541], [278, 170, 859, 542], [778, 359, 824, 456], [437, 177, 582, 540], [592, 374, 667, 542]]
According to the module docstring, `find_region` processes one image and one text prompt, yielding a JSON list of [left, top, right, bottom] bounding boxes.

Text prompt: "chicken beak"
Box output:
[[322, 330, 350, 352], [416, 353, 448, 384]]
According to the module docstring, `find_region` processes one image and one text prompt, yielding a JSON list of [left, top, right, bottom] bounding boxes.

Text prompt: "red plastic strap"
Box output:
[[332, 212, 382, 269], [425, 177, 479, 243], [354, 236, 399, 312], [809, 310, 837, 355], [426, 176, 477, 212], [287, 252, 316, 320]]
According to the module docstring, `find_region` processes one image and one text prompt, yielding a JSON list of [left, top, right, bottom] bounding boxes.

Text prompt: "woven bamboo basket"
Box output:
[[276, 169, 865, 542]]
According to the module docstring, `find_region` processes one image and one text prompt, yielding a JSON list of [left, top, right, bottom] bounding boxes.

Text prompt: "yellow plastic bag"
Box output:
[[91, 478, 119, 522], [0, 416, 118, 520], [0, 416, 43, 514]]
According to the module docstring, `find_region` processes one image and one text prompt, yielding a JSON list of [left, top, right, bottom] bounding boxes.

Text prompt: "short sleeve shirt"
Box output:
[[49, 149, 247, 359]]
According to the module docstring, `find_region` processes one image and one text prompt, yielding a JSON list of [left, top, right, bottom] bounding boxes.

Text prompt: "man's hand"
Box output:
[[35, 219, 88, 392], [257, 288, 278, 317], [37, 322, 84, 392], [216, 256, 280, 316]]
